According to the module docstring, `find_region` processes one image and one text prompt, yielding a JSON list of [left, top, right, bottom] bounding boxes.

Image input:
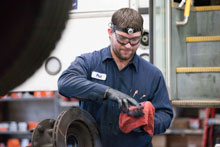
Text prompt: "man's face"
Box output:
[[109, 29, 142, 61]]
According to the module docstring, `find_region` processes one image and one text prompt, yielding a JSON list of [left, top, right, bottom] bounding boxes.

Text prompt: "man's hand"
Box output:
[[127, 104, 145, 117], [105, 88, 139, 112]]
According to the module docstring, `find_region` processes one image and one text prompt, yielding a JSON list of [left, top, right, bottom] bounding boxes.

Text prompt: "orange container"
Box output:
[[10, 93, 22, 98], [0, 94, 8, 99], [7, 139, 20, 147], [34, 91, 54, 98], [0, 127, 8, 132], [28, 121, 38, 130]]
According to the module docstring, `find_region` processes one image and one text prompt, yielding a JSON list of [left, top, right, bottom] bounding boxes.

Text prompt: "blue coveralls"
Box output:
[[58, 46, 173, 147]]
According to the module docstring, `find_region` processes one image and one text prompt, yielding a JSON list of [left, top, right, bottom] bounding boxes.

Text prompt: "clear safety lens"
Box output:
[[115, 33, 141, 46]]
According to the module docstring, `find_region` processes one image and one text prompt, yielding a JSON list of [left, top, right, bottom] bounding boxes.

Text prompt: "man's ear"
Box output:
[[108, 28, 113, 36]]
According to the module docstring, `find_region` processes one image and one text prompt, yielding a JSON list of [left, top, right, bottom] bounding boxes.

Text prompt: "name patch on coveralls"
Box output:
[[91, 71, 107, 80]]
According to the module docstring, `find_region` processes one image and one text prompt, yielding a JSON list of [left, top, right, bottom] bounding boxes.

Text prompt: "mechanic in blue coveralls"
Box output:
[[58, 8, 173, 147]]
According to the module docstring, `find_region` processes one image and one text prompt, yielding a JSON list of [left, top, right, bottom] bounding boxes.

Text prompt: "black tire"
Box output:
[[0, 0, 72, 95]]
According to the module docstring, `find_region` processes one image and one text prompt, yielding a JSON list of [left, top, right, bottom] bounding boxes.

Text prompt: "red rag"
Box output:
[[119, 101, 155, 136]]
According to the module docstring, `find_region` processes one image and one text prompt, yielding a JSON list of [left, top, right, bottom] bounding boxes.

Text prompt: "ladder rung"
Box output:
[[186, 36, 220, 42], [195, 5, 220, 11], [176, 67, 220, 73], [172, 2, 220, 12]]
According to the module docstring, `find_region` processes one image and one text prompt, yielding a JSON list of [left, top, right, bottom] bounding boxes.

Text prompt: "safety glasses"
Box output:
[[114, 33, 141, 46]]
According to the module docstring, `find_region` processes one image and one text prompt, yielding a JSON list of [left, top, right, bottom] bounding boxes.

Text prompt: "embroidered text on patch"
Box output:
[[91, 71, 107, 80]]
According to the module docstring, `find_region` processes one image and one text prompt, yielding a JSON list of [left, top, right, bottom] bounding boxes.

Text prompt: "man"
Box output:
[[58, 8, 173, 147]]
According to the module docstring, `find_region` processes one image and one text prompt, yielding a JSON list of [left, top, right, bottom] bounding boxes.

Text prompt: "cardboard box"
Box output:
[[187, 135, 202, 147], [167, 135, 187, 147], [167, 134, 202, 147], [152, 134, 167, 147], [170, 118, 189, 129]]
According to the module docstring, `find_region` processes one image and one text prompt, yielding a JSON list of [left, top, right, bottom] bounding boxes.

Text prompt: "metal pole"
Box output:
[[149, 0, 154, 64], [166, 0, 171, 97]]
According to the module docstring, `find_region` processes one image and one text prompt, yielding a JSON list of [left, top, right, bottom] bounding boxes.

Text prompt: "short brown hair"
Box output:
[[111, 8, 143, 31]]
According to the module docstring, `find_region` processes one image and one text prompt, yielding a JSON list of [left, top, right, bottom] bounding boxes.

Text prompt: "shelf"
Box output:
[[0, 131, 31, 135], [0, 97, 54, 102], [165, 129, 203, 135], [171, 100, 220, 108], [0, 94, 58, 143], [59, 100, 79, 107], [208, 118, 220, 125]]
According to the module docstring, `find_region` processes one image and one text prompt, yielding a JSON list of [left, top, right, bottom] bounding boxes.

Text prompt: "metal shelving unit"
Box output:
[[0, 93, 59, 145], [0, 131, 31, 135], [165, 129, 203, 135], [0, 92, 79, 145], [0, 97, 54, 102]]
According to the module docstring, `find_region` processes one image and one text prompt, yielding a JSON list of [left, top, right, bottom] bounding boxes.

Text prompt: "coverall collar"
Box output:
[[102, 46, 139, 72]]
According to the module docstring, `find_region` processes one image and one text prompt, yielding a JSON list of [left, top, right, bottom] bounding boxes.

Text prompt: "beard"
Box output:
[[112, 45, 136, 61]]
